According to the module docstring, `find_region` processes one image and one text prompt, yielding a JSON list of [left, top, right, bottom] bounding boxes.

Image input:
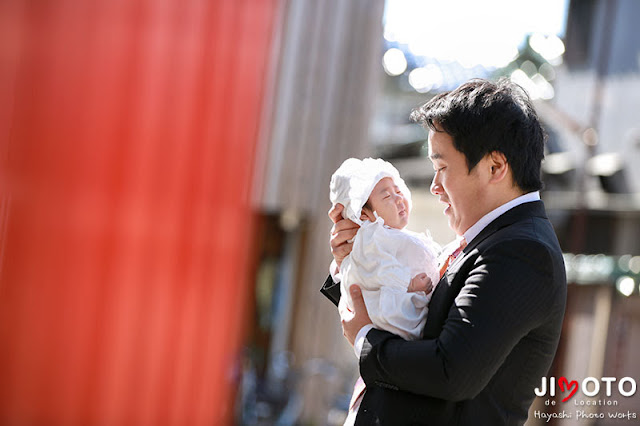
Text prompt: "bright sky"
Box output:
[[384, 0, 569, 68]]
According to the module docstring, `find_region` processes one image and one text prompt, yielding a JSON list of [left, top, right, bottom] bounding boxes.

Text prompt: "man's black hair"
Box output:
[[410, 78, 546, 192]]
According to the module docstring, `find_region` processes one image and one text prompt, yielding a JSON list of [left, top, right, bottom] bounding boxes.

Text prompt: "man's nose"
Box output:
[[430, 176, 442, 195]]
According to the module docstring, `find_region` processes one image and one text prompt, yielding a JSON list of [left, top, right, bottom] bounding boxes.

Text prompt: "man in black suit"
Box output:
[[322, 79, 567, 425]]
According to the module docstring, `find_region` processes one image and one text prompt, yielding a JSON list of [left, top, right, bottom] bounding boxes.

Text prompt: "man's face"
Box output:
[[428, 129, 489, 236], [366, 177, 410, 229]]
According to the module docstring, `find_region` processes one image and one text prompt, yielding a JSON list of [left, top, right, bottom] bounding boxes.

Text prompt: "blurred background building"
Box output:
[[1, 0, 639, 425], [243, 0, 640, 424]]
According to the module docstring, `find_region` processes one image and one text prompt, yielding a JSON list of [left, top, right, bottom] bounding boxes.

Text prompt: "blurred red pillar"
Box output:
[[0, 0, 276, 424]]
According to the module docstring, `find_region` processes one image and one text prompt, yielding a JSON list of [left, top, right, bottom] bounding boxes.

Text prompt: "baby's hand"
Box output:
[[408, 273, 433, 294]]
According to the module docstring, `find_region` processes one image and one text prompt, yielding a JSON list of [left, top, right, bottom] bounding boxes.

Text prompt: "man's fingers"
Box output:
[[339, 284, 372, 346], [327, 204, 359, 268], [330, 223, 358, 240], [330, 227, 358, 248], [328, 203, 345, 224], [331, 218, 359, 235], [350, 285, 366, 310], [331, 241, 353, 257]]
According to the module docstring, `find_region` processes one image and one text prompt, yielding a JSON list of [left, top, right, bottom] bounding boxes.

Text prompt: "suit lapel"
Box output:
[[447, 200, 547, 275], [423, 201, 548, 338]]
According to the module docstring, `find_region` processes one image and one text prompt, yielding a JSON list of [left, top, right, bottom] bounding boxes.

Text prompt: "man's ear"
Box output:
[[488, 151, 509, 183]]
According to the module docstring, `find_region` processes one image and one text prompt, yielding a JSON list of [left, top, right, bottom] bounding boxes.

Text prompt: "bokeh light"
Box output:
[[383, 48, 408, 76]]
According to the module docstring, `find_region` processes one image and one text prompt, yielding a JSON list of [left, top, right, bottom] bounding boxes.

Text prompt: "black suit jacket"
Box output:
[[321, 201, 567, 425]]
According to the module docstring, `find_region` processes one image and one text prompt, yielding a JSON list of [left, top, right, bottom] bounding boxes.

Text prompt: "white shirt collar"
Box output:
[[463, 191, 540, 244]]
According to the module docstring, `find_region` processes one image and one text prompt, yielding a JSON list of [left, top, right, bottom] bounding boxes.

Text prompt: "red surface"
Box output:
[[0, 0, 276, 424]]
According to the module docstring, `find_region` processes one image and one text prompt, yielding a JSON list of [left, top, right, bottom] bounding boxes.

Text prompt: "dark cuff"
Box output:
[[360, 328, 400, 389]]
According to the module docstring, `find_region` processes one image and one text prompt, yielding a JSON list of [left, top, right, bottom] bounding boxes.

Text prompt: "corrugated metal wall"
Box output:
[[0, 0, 276, 424], [252, 0, 386, 421], [255, 0, 385, 215]]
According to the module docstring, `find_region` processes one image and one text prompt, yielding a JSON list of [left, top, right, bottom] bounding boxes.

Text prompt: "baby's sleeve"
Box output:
[[366, 286, 428, 340]]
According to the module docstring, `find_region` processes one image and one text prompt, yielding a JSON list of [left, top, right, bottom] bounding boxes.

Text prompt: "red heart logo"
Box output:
[[558, 376, 578, 402]]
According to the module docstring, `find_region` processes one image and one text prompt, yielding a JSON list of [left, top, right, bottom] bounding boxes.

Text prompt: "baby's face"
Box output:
[[367, 177, 410, 229]]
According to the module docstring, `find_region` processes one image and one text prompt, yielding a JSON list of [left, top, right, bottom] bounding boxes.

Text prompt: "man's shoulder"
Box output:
[[475, 220, 563, 265], [475, 201, 559, 250]]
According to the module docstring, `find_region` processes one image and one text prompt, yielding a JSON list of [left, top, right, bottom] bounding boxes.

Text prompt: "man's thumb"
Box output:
[[350, 285, 363, 305]]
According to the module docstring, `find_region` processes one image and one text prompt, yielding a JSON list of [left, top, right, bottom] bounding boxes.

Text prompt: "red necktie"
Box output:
[[439, 238, 467, 279]]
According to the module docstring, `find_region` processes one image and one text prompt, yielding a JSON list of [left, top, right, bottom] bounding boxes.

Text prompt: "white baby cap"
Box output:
[[329, 158, 412, 225]]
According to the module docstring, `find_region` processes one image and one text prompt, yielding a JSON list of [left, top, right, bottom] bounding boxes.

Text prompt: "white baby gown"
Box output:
[[330, 158, 440, 341]]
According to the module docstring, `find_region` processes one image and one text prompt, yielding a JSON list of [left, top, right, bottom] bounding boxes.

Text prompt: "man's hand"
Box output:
[[328, 204, 359, 268], [408, 273, 434, 294], [340, 285, 372, 346]]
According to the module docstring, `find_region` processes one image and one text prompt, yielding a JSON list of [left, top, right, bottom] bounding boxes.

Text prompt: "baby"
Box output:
[[329, 157, 440, 341]]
